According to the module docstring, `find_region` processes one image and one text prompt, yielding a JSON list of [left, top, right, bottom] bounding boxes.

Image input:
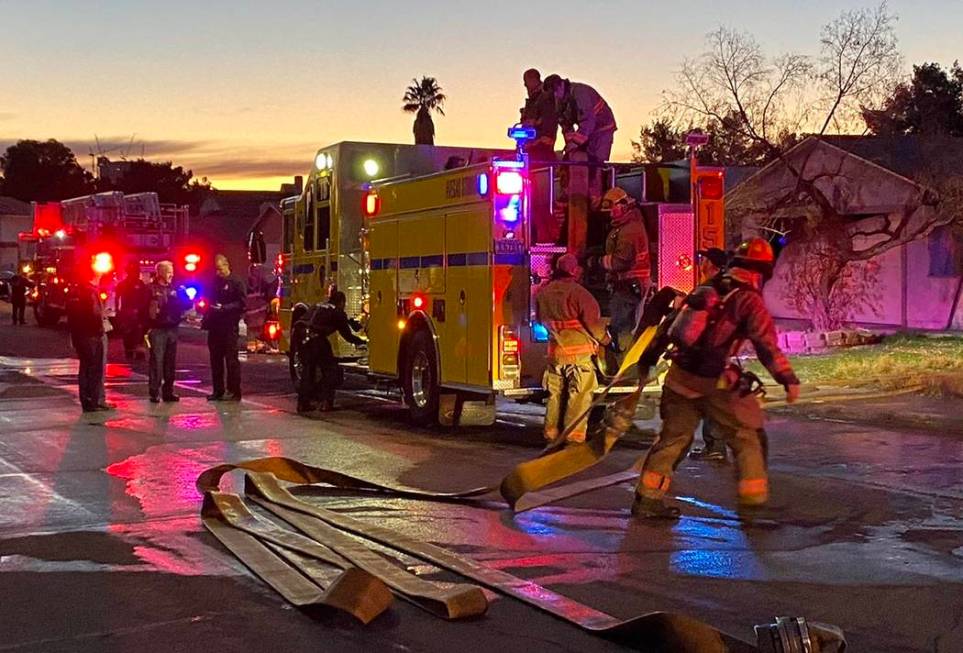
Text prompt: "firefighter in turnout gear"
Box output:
[[595, 187, 651, 362], [296, 291, 366, 414], [543, 75, 616, 164], [632, 237, 800, 520], [535, 254, 610, 444]]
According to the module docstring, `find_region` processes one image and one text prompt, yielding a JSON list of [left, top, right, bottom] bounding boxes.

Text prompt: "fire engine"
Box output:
[[260, 134, 724, 425], [18, 192, 188, 326]]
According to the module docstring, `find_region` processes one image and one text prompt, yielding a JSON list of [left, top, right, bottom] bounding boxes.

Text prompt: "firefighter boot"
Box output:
[[631, 495, 681, 520]]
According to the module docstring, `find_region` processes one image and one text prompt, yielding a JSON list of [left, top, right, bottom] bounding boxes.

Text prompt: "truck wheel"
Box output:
[[34, 302, 60, 327], [288, 322, 308, 388], [403, 329, 439, 426]]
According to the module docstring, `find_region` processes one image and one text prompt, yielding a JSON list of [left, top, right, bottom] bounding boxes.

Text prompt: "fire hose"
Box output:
[[196, 323, 846, 651]]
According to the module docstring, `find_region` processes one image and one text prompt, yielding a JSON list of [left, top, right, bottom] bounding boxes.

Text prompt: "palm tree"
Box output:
[[402, 77, 446, 145]]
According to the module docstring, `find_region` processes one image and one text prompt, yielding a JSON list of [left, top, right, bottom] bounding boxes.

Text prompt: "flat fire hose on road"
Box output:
[[197, 458, 757, 652]]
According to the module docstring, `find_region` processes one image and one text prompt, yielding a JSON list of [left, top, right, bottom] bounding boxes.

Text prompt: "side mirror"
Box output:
[[248, 230, 266, 265]]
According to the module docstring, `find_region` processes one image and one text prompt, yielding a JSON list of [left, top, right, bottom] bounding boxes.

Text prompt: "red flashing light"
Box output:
[[184, 252, 201, 273], [197, 298, 207, 310], [412, 295, 425, 309], [265, 322, 280, 340], [698, 173, 725, 201], [495, 171, 524, 195], [363, 191, 381, 217], [99, 292, 108, 301], [92, 252, 114, 274]]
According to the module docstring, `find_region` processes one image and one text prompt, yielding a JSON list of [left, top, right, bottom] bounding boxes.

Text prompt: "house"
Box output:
[[728, 135, 963, 331], [0, 197, 32, 272]]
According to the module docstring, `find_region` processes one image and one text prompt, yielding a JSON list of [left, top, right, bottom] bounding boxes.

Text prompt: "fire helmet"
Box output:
[[600, 187, 635, 212], [733, 237, 775, 264]]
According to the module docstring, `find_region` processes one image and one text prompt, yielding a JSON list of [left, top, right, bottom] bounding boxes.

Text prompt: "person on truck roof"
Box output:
[[520, 68, 559, 162]]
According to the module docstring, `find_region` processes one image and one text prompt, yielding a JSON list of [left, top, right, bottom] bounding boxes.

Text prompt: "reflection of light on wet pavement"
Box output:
[[669, 496, 764, 580], [168, 413, 221, 431]]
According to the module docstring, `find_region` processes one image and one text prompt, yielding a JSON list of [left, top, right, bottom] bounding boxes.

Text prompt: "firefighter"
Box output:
[[146, 261, 189, 403], [542, 74, 616, 165], [689, 247, 730, 462], [116, 261, 149, 361], [519, 68, 558, 162], [66, 263, 112, 413], [202, 254, 246, 401], [296, 290, 366, 414], [535, 253, 610, 444], [593, 187, 651, 362], [8, 267, 33, 325], [632, 238, 800, 519]]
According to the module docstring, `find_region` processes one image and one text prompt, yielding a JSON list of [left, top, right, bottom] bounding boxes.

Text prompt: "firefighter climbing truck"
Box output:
[[18, 192, 188, 326], [266, 134, 724, 425]]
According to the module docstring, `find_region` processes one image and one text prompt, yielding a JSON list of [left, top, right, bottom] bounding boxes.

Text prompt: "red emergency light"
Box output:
[[495, 170, 524, 195], [412, 294, 425, 309], [184, 252, 201, 273], [264, 321, 280, 340], [92, 252, 114, 275], [362, 191, 381, 217], [698, 173, 725, 200]]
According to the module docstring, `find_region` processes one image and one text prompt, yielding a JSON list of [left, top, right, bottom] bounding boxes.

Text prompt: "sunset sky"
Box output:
[[3, 0, 961, 190]]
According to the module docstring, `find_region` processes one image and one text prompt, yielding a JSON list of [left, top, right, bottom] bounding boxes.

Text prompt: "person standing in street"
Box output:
[[689, 247, 731, 463], [296, 290, 366, 414], [535, 254, 610, 444], [146, 261, 187, 403], [632, 238, 799, 520], [8, 268, 33, 325], [116, 261, 149, 361], [203, 254, 246, 402], [66, 261, 112, 413]]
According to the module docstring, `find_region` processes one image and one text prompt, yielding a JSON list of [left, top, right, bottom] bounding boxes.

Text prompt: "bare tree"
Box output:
[[665, 3, 956, 329]]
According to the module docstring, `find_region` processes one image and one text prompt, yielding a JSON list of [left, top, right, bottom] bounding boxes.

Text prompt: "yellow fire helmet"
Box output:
[[600, 187, 635, 211]]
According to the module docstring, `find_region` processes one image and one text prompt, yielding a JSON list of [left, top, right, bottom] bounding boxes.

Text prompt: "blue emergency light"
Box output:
[[184, 286, 198, 301], [531, 323, 549, 343]]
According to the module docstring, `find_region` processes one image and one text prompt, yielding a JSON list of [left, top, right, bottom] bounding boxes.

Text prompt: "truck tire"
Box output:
[[288, 321, 308, 388], [402, 329, 439, 426], [34, 302, 60, 327]]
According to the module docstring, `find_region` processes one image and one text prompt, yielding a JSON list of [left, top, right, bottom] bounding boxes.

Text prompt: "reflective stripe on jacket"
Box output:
[[535, 277, 607, 364]]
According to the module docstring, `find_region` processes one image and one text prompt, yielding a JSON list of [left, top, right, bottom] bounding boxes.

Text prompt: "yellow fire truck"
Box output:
[[264, 137, 724, 425]]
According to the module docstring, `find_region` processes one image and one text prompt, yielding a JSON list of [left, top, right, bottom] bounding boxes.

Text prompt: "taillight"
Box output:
[[362, 191, 381, 217], [698, 173, 724, 200], [499, 326, 520, 379], [412, 294, 425, 310]]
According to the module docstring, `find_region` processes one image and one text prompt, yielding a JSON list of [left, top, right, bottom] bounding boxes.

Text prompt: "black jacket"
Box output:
[[9, 274, 32, 302], [304, 303, 366, 347], [147, 282, 188, 329], [66, 282, 105, 338], [203, 275, 246, 332]]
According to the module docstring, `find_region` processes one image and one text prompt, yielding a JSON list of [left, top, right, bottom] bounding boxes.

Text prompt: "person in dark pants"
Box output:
[[66, 265, 112, 413], [146, 261, 188, 403], [296, 291, 366, 413], [203, 254, 246, 401], [8, 269, 32, 325], [689, 248, 731, 462], [117, 261, 149, 361]]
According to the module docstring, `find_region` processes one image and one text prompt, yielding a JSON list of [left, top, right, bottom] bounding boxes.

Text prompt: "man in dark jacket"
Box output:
[[520, 68, 559, 163], [204, 254, 246, 401], [117, 261, 149, 361], [146, 261, 188, 403], [66, 264, 111, 413], [8, 269, 33, 325], [296, 290, 366, 413]]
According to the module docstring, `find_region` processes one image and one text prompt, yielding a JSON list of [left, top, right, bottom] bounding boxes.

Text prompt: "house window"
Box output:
[[928, 226, 959, 277]]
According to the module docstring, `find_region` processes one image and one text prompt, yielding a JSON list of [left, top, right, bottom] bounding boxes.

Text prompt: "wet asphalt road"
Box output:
[[0, 304, 961, 652]]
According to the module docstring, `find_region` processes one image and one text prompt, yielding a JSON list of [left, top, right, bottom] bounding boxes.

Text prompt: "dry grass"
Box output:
[[748, 335, 963, 391]]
